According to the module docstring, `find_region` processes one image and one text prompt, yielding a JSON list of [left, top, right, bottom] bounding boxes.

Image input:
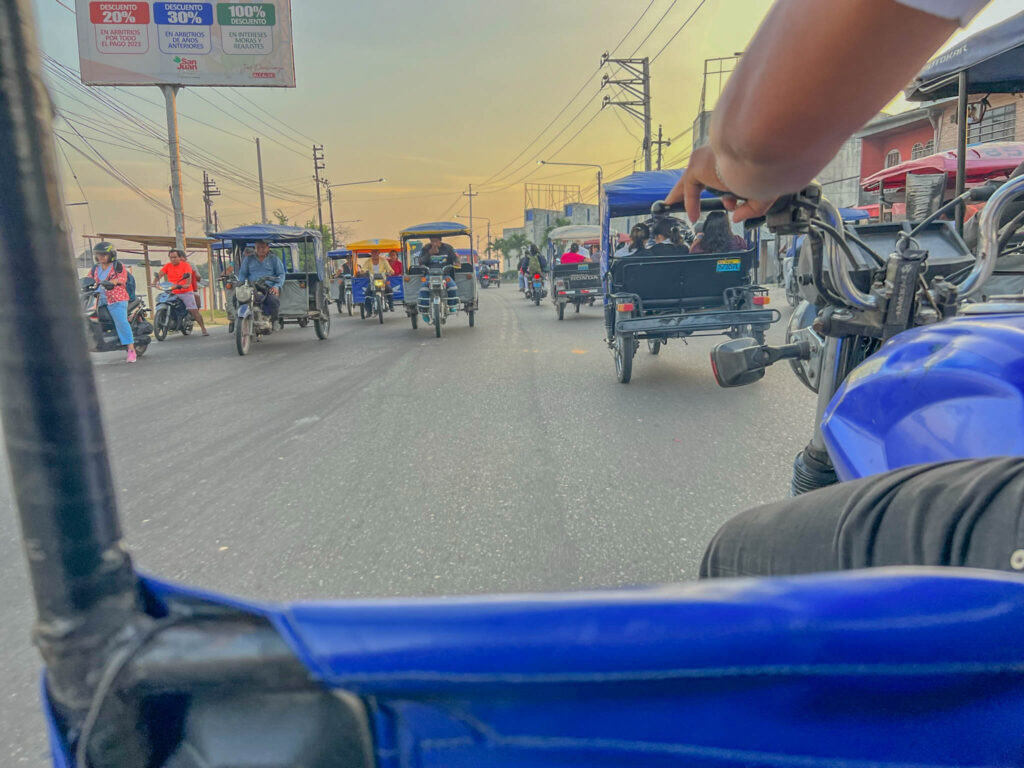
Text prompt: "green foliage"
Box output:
[[491, 233, 531, 268]]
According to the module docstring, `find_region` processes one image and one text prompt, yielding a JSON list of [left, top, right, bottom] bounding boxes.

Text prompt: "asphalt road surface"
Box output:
[[0, 284, 815, 765]]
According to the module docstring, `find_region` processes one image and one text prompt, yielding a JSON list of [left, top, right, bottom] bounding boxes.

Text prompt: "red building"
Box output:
[[856, 102, 951, 182]]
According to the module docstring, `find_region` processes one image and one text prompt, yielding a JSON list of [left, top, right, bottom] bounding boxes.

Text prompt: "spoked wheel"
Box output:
[[235, 313, 253, 356], [314, 303, 331, 339], [377, 298, 384, 324], [557, 302, 565, 321], [181, 316, 193, 336], [648, 339, 661, 355], [432, 302, 442, 338], [346, 293, 353, 316], [613, 333, 635, 383], [153, 308, 168, 341], [468, 310, 475, 328], [534, 291, 541, 307], [410, 312, 419, 330]]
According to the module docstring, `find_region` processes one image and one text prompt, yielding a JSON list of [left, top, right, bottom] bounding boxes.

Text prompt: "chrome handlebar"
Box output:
[[818, 198, 878, 311], [958, 174, 1024, 300]]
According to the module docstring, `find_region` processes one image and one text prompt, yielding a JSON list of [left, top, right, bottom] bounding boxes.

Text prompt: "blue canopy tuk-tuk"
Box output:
[[601, 170, 779, 383], [212, 225, 331, 354], [399, 221, 479, 335]]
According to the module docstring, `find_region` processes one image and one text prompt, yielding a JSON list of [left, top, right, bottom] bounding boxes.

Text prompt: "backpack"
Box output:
[[527, 253, 542, 275], [124, 265, 137, 301]]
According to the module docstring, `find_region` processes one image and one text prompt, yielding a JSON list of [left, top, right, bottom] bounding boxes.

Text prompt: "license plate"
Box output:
[[716, 258, 741, 272], [577, 264, 589, 271], [433, 297, 440, 304]]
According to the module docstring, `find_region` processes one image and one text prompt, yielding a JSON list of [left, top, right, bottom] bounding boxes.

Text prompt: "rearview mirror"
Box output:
[[710, 338, 767, 388]]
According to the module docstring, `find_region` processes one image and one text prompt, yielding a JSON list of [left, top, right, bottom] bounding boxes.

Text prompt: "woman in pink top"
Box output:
[[560, 243, 588, 264]]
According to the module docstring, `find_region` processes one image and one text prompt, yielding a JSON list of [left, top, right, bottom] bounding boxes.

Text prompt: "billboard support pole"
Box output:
[[161, 84, 186, 252]]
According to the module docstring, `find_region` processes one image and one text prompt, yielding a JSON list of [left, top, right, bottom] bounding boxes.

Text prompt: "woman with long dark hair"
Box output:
[[690, 211, 747, 254]]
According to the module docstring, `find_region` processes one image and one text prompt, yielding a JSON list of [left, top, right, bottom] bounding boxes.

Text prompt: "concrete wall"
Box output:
[[524, 208, 564, 245], [817, 137, 863, 208], [564, 203, 598, 225]]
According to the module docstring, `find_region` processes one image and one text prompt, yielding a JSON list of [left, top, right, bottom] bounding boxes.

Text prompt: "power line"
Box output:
[[627, 0, 680, 57], [651, 0, 708, 62], [228, 88, 320, 145], [476, 0, 657, 188]]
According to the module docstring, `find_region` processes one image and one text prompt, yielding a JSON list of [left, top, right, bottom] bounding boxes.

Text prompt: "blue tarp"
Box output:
[[399, 221, 470, 237], [839, 207, 870, 222], [906, 10, 1024, 100], [211, 224, 323, 243], [603, 169, 688, 219]]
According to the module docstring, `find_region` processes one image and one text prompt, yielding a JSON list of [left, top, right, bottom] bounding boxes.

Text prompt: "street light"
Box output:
[[538, 161, 603, 216], [323, 178, 386, 245]]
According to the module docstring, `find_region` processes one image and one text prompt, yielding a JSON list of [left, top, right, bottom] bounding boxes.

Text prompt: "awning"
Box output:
[[906, 11, 1024, 101], [327, 248, 354, 259], [861, 142, 1024, 191], [92, 233, 215, 249], [603, 169, 714, 218], [547, 224, 601, 242]]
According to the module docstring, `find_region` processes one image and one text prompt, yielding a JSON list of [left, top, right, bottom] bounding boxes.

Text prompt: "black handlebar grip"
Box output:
[[969, 184, 998, 202]]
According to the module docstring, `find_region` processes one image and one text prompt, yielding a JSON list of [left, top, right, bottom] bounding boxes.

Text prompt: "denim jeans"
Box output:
[[101, 299, 134, 346], [418, 277, 458, 315]]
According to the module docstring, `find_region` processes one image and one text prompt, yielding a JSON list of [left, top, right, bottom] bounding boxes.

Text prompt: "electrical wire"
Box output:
[[650, 0, 707, 62]]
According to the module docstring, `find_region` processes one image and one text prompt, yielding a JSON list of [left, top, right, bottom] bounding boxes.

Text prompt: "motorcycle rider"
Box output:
[[238, 239, 285, 321], [361, 250, 395, 314], [154, 249, 209, 336], [523, 244, 548, 298], [656, 0, 998, 577], [89, 242, 138, 363], [417, 235, 459, 324]]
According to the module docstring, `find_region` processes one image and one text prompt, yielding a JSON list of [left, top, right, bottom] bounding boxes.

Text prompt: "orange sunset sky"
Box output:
[[32, 0, 1022, 252]]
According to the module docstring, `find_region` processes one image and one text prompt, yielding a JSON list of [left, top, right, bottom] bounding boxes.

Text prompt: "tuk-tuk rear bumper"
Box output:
[[616, 307, 780, 335]]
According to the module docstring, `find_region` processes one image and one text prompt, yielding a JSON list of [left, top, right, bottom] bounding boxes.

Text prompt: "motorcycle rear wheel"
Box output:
[[432, 302, 442, 338]]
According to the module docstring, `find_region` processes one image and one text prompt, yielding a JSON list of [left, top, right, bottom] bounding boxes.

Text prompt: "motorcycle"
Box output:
[[361, 274, 390, 323], [233, 277, 276, 356], [425, 266, 458, 338], [219, 272, 239, 333], [710, 176, 1024, 494], [79, 278, 153, 356], [525, 272, 546, 305], [152, 281, 194, 341], [338, 274, 354, 316]]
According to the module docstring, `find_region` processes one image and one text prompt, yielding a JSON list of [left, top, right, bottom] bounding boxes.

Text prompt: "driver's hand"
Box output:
[[665, 144, 776, 224], [269, 287, 279, 295]]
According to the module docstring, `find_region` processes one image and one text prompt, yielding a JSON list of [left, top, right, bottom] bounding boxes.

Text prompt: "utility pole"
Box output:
[[312, 144, 325, 233], [326, 182, 336, 249], [255, 137, 267, 224], [601, 55, 652, 171], [202, 171, 220, 234], [213, 210, 220, 233], [652, 125, 672, 170], [463, 183, 478, 262], [160, 84, 187, 249]]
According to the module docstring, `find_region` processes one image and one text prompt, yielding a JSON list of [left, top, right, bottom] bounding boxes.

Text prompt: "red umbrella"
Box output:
[[862, 141, 1024, 191]]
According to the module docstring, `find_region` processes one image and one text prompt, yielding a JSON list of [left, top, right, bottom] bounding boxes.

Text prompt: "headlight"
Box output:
[[235, 285, 253, 303]]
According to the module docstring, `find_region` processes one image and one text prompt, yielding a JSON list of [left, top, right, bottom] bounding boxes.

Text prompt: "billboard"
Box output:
[[74, 1, 296, 86]]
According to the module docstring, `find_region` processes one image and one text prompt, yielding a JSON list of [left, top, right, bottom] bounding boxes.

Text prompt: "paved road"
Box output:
[[0, 284, 815, 765]]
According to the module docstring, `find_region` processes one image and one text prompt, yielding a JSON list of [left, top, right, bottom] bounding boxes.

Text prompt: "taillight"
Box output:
[[753, 295, 770, 306], [533, 274, 541, 280], [616, 302, 635, 312]]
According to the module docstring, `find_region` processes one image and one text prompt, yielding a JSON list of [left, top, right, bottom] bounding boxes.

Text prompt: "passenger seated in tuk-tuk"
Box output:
[[417, 235, 460, 321], [646, 218, 690, 256], [360, 251, 395, 313], [614, 223, 650, 258], [689, 210, 748, 254], [560, 243, 589, 264], [387, 250, 403, 276]]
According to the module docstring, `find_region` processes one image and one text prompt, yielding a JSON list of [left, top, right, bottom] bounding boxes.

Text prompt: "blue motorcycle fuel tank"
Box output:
[[822, 310, 1024, 480]]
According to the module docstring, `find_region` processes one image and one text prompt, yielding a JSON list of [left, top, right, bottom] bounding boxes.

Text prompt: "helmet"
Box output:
[[92, 241, 116, 261]]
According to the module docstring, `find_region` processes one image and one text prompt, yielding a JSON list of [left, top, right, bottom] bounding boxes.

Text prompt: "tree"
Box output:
[[491, 233, 531, 269], [543, 217, 571, 249]]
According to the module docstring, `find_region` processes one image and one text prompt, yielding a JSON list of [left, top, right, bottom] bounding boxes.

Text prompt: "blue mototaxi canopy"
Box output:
[[604, 169, 700, 219], [905, 10, 1024, 100], [399, 221, 471, 238], [327, 249, 354, 259], [210, 224, 323, 243]]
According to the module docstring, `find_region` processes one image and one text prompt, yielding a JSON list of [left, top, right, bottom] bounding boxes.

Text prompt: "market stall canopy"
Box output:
[[905, 11, 1024, 100], [399, 222, 471, 238], [93, 233, 215, 249], [346, 238, 401, 252], [210, 224, 322, 243], [548, 224, 601, 242], [603, 169, 713, 218], [861, 142, 1024, 191]]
